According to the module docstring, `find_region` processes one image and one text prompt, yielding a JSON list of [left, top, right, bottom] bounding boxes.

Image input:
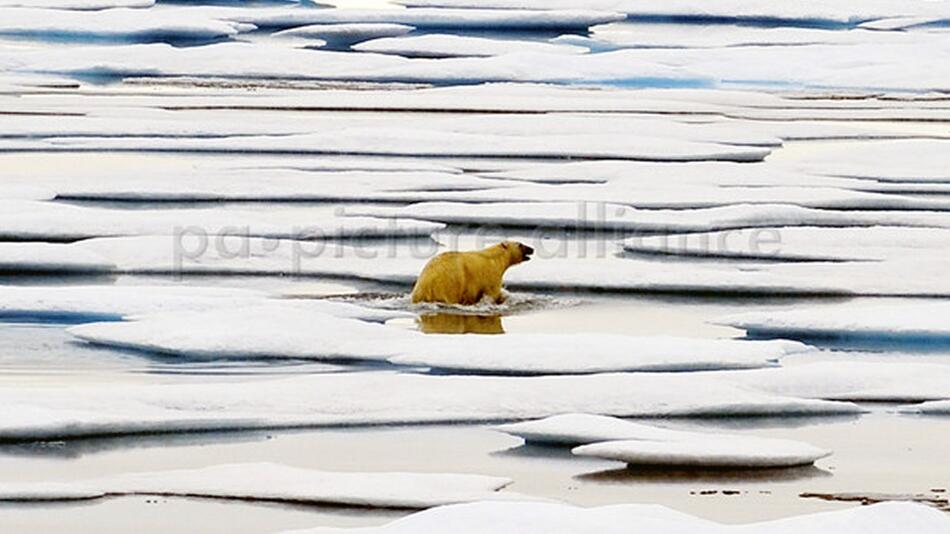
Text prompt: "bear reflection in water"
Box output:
[[417, 313, 505, 335]]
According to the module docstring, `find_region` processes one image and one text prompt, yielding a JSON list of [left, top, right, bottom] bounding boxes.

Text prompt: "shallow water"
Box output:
[[1, 412, 948, 531]]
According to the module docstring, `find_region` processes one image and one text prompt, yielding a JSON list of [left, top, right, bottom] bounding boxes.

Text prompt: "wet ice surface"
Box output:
[[3, 0, 950, 531]]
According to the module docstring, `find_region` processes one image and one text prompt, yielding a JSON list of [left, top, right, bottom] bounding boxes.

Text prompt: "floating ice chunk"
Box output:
[[3, 42, 712, 87], [0, 285, 263, 322], [499, 414, 831, 467], [573, 437, 830, 468], [357, 202, 950, 233], [900, 400, 950, 415], [397, 0, 950, 26], [0, 200, 445, 240], [68, 303, 801, 372], [497, 413, 695, 445], [386, 336, 804, 374], [3, 169, 501, 202], [291, 501, 950, 534], [0, 463, 517, 509], [0, 112, 782, 149], [215, 7, 625, 31], [0, 285, 406, 323], [354, 34, 588, 58], [724, 362, 950, 402], [5, 131, 767, 162], [624, 227, 950, 262], [0, 243, 113, 274], [774, 139, 950, 183], [0, 8, 255, 43], [720, 303, 950, 341], [273, 23, 415, 47], [0, 371, 861, 441], [0, 0, 153, 9]]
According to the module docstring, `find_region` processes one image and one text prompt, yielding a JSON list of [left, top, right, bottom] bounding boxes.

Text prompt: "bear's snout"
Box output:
[[521, 244, 534, 261]]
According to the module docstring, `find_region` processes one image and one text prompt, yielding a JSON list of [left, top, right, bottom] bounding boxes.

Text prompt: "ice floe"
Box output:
[[3, 169, 501, 201], [900, 400, 950, 415], [2, 131, 768, 162], [0, 200, 445, 240], [572, 437, 830, 468], [211, 7, 625, 31], [2, 42, 714, 87], [0, 463, 517, 509], [354, 34, 588, 58], [624, 227, 950, 262], [498, 414, 831, 467], [724, 362, 950, 402], [775, 139, 950, 183], [397, 0, 950, 26], [273, 23, 414, 47], [68, 303, 802, 372], [0, 0, 153, 9], [357, 202, 950, 232], [0, 7, 255, 43], [0, 370, 861, 441], [292, 501, 950, 534], [0, 243, 114, 274], [720, 303, 950, 341], [0, 285, 408, 323]]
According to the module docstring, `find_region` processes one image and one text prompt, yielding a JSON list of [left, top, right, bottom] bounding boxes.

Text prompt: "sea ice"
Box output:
[[722, 362, 950, 402], [0, 371, 861, 441], [720, 303, 950, 341], [354, 34, 588, 58], [624, 227, 950, 262], [0, 200, 445, 240], [291, 501, 950, 534], [0, 7, 254, 43], [0, 463, 518, 509], [68, 303, 803, 372], [0, 243, 114, 274], [0, 0, 153, 9], [572, 437, 830, 468], [273, 23, 414, 47]]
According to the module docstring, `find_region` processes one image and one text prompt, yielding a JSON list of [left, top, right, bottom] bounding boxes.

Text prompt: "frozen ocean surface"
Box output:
[[2, 0, 950, 531]]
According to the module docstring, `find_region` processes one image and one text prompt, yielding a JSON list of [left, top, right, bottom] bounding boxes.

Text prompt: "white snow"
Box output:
[[212, 7, 625, 31], [0, 0, 153, 9], [0, 243, 114, 274], [0, 7, 254, 42], [0, 285, 406, 323], [292, 501, 950, 534], [2, 42, 715, 87], [357, 202, 950, 233], [900, 400, 950, 415], [624, 227, 950, 262], [573, 437, 830, 468], [354, 34, 588, 58], [724, 362, 950, 403], [396, 0, 950, 25], [0, 463, 517, 509], [273, 23, 415, 46], [774, 139, 950, 183], [68, 303, 803, 372], [0, 200, 445, 240], [0, 130, 768, 162], [497, 414, 831, 467], [1, 169, 503, 202], [0, 371, 861, 441], [720, 303, 950, 340]]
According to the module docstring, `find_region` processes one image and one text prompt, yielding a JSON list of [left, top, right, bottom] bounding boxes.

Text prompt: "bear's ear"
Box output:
[[499, 242, 510, 249]]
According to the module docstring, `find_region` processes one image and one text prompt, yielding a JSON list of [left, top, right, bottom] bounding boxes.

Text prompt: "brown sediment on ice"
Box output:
[[800, 491, 950, 511]]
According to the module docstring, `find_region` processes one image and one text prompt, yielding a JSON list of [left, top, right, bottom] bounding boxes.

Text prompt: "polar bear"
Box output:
[[410, 241, 534, 305]]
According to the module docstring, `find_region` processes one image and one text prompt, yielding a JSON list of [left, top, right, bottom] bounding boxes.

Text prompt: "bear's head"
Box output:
[[499, 241, 534, 265]]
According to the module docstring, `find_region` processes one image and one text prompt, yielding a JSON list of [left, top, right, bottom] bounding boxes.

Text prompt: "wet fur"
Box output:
[[411, 242, 533, 306]]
